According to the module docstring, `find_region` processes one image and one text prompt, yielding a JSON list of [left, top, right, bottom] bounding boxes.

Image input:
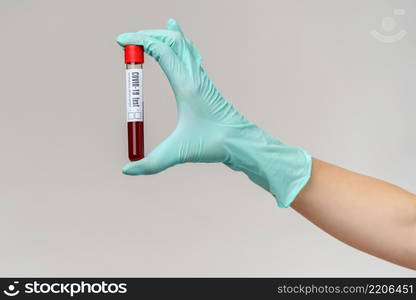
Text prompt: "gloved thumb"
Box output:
[[122, 133, 180, 175]]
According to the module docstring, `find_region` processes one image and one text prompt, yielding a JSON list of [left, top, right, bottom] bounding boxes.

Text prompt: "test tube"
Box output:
[[124, 45, 144, 161]]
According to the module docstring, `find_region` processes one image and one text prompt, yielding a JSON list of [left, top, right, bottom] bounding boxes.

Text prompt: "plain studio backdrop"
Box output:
[[0, 0, 415, 276]]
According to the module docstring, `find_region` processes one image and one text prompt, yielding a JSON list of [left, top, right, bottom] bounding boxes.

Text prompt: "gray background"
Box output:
[[0, 0, 415, 276]]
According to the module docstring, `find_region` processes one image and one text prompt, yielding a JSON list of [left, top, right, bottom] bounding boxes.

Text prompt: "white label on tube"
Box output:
[[126, 68, 143, 122]]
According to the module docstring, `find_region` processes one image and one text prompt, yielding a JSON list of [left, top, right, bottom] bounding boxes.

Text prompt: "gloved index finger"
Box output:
[[166, 18, 185, 36], [126, 29, 193, 63], [117, 32, 188, 102], [117, 32, 173, 62]]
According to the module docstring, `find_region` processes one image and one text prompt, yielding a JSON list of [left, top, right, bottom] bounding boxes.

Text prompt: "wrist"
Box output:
[[223, 123, 312, 207]]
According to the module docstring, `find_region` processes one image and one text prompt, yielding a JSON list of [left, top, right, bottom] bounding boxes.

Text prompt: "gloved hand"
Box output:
[[117, 19, 312, 207]]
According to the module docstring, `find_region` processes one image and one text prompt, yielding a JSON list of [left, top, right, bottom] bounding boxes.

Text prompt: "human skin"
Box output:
[[292, 158, 416, 270]]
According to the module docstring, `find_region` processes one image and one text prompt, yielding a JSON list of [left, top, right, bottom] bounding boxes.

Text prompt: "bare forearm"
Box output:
[[292, 158, 416, 270]]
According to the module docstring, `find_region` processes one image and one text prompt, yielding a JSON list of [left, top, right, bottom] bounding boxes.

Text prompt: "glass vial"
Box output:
[[124, 45, 144, 161]]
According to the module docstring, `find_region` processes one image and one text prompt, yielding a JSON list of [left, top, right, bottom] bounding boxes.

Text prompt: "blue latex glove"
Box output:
[[117, 19, 312, 207]]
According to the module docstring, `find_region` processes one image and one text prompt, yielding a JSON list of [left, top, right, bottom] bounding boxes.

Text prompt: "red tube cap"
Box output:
[[124, 45, 144, 64]]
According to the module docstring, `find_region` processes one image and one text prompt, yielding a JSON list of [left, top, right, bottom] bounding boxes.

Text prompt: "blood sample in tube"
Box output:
[[124, 45, 144, 161]]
